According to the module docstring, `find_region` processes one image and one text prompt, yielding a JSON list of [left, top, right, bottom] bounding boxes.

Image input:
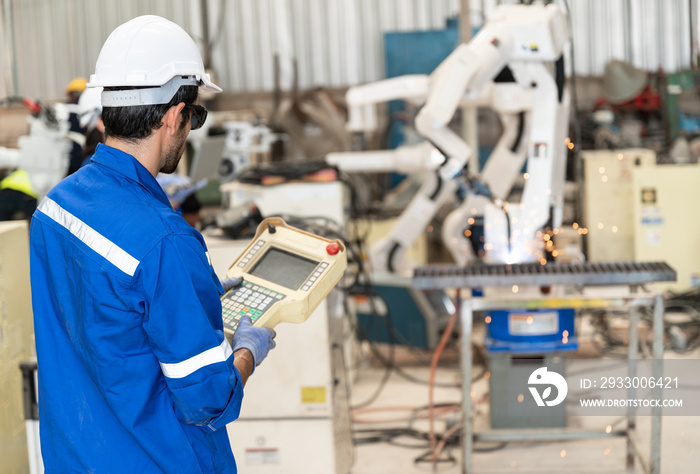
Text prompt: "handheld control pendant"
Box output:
[[220, 217, 347, 341]]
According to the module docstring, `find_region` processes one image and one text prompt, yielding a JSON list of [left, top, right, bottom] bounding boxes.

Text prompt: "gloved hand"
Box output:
[[231, 316, 276, 367], [221, 276, 244, 292]]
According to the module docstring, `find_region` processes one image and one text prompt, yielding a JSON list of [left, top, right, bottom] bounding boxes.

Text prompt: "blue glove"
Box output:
[[231, 316, 276, 367], [221, 276, 244, 292]]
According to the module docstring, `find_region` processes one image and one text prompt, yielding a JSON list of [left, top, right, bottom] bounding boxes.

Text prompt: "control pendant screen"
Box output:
[[249, 247, 320, 290]]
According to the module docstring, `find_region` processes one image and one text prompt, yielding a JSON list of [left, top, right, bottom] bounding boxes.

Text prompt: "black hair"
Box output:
[[101, 85, 198, 142], [82, 128, 104, 160]]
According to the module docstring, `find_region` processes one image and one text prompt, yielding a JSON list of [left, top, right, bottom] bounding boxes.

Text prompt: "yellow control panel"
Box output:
[[221, 217, 347, 340]]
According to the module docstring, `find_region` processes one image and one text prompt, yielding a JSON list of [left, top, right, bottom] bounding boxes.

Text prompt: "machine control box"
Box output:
[[221, 217, 347, 339]]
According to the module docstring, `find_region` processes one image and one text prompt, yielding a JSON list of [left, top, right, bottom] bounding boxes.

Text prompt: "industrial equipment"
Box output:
[[352, 273, 455, 349], [0, 98, 75, 199], [413, 261, 676, 474], [633, 163, 700, 292], [188, 135, 228, 182], [220, 217, 347, 339], [219, 121, 277, 182], [220, 180, 347, 224], [582, 148, 656, 262], [328, 4, 574, 391], [328, 2, 571, 272]]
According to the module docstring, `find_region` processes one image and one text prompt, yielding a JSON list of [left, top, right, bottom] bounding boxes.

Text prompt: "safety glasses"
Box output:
[[183, 103, 208, 130]]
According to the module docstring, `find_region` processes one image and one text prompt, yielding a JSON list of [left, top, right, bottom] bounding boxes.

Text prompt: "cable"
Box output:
[[502, 204, 512, 254], [350, 270, 399, 409], [350, 359, 394, 410], [352, 404, 460, 425], [432, 423, 461, 465], [428, 292, 461, 468], [510, 111, 526, 153], [350, 308, 462, 389]]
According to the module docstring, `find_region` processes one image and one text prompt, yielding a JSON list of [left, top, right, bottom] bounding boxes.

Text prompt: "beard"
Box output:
[[160, 127, 188, 174]]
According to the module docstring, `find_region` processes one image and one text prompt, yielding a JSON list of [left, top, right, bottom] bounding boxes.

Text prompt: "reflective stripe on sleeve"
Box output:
[[159, 340, 233, 379], [38, 197, 140, 276]]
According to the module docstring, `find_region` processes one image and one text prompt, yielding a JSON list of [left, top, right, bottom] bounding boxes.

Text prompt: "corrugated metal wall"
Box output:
[[208, 0, 461, 92], [567, 0, 693, 75], [0, 0, 696, 101]]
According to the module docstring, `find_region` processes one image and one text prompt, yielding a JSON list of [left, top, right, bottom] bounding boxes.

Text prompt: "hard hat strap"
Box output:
[[100, 76, 200, 107]]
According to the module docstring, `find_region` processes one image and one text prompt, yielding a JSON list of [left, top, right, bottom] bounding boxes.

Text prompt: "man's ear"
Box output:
[[163, 103, 186, 136]]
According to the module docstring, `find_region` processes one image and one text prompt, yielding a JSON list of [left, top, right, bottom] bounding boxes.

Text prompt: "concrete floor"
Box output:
[[349, 345, 700, 474]]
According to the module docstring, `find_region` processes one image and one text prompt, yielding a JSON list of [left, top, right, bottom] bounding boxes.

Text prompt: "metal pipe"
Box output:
[[626, 285, 639, 470], [623, 0, 633, 62], [461, 0, 479, 177], [460, 290, 473, 474], [650, 293, 664, 474], [691, 0, 698, 68], [199, 0, 212, 70]]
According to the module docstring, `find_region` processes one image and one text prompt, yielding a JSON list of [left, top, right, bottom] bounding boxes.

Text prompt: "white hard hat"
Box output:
[[77, 86, 103, 129], [87, 15, 221, 106]]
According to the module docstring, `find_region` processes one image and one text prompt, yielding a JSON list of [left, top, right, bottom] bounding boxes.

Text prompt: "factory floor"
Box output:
[[348, 338, 700, 474]]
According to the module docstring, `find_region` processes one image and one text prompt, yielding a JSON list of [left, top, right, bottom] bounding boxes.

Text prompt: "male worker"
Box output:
[[64, 77, 89, 175], [0, 169, 37, 220], [29, 15, 276, 473], [76, 84, 105, 166]]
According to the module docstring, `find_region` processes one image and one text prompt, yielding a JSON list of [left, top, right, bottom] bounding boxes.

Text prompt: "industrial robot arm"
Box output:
[[331, 3, 570, 272], [421, 3, 571, 266]]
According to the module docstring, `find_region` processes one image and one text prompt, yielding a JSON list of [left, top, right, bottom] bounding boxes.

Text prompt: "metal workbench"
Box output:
[[413, 261, 676, 474]]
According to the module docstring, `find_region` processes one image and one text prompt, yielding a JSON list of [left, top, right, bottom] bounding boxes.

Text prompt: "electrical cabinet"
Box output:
[[0, 221, 35, 473], [633, 164, 700, 292], [582, 148, 655, 262]]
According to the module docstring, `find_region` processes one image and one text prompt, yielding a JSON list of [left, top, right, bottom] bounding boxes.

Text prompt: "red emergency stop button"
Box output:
[[326, 243, 340, 255]]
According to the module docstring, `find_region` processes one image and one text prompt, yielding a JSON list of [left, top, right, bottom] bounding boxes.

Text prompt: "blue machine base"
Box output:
[[485, 308, 578, 353]]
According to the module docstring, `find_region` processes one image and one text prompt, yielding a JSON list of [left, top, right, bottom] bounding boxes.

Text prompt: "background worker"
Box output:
[[0, 169, 37, 221], [64, 77, 89, 175], [76, 85, 105, 166], [29, 15, 276, 473]]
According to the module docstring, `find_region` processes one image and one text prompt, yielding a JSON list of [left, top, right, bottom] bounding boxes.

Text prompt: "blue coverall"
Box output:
[[30, 143, 243, 473]]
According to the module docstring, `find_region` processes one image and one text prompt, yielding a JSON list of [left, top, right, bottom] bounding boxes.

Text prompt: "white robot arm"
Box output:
[[346, 75, 430, 134], [333, 3, 570, 271], [416, 3, 571, 267], [327, 142, 443, 174]]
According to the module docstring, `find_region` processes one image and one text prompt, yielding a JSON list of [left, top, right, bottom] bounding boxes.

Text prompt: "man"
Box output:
[[0, 169, 37, 220], [64, 77, 89, 175], [76, 85, 105, 167], [29, 15, 276, 473]]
